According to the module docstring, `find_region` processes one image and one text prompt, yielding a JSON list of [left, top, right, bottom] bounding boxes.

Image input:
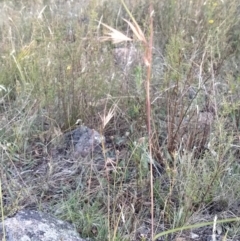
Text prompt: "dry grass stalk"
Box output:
[[100, 1, 155, 239]]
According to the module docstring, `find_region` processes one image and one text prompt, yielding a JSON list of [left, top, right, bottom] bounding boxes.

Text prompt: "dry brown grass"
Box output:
[[1, 0, 240, 240]]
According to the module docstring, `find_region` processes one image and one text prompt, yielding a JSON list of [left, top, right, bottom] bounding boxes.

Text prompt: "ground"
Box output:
[[1, 0, 240, 240]]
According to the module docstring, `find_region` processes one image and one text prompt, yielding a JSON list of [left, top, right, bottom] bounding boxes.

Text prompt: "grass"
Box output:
[[1, 0, 240, 240]]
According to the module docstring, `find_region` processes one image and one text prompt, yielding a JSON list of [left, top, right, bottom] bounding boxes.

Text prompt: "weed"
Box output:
[[1, 0, 240, 240]]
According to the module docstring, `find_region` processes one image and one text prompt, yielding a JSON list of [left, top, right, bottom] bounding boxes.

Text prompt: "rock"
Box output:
[[181, 111, 214, 151], [64, 126, 105, 158], [113, 44, 141, 72], [44, 125, 106, 191], [0, 209, 86, 241]]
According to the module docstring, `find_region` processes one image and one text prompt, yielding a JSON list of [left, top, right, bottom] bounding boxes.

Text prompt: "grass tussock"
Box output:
[[1, 0, 240, 240]]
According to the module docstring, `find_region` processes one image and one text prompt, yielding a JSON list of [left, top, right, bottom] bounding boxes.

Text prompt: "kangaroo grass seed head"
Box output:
[[100, 18, 146, 45], [99, 22, 133, 44]]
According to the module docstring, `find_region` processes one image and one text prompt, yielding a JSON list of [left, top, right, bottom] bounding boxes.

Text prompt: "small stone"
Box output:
[[64, 126, 105, 158]]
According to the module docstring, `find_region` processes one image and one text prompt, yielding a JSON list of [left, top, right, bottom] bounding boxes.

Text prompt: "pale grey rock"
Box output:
[[113, 44, 141, 73], [0, 209, 86, 241]]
